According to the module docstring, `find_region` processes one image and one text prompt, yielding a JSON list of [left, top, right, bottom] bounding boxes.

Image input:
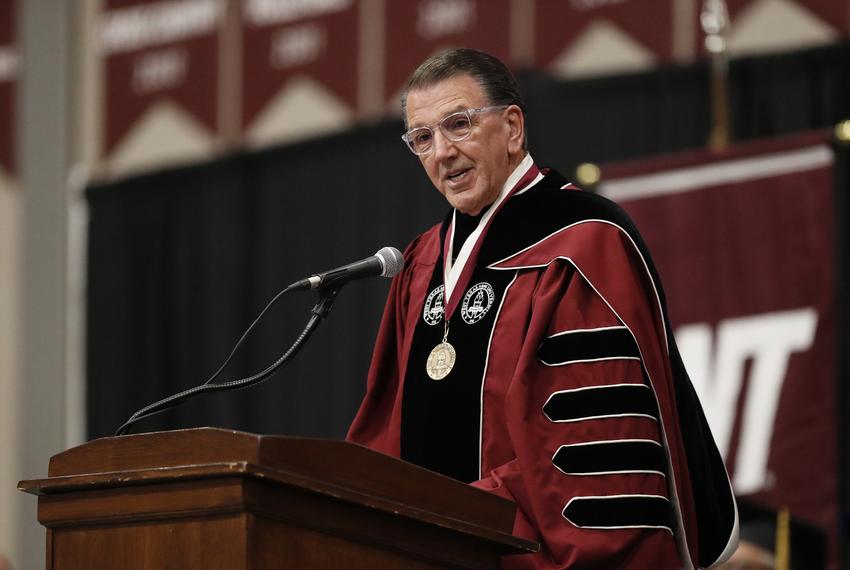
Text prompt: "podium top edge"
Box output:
[[21, 427, 524, 545]]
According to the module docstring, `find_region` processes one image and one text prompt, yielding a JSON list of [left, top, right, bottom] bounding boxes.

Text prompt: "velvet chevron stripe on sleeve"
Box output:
[[542, 383, 658, 423], [552, 439, 666, 476], [537, 326, 640, 366]]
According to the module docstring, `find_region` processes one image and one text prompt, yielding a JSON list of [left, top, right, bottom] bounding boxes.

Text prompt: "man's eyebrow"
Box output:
[[410, 104, 469, 128], [439, 104, 471, 122]]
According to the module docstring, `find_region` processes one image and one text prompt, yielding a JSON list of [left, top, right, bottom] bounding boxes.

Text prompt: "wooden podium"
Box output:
[[18, 428, 537, 569]]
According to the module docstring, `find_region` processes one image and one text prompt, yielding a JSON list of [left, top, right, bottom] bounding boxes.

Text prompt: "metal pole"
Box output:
[[834, 121, 850, 570], [701, 0, 730, 150]]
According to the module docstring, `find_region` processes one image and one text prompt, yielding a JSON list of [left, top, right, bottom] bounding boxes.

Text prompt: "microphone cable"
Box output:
[[114, 246, 404, 437], [114, 286, 338, 437]]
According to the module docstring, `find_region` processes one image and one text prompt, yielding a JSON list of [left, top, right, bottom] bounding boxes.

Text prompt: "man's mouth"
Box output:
[[446, 168, 471, 184]]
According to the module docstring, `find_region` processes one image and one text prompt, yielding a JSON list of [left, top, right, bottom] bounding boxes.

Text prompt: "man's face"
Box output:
[[405, 74, 523, 216]]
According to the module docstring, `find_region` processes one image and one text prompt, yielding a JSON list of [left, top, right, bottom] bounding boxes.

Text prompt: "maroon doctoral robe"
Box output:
[[348, 165, 737, 569]]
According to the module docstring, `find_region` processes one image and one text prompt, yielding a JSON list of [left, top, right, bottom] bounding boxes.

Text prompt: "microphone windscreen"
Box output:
[[375, 247, 405, 278]]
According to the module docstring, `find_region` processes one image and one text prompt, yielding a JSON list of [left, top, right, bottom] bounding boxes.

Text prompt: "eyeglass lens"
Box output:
[[407, 111, 473, 154]]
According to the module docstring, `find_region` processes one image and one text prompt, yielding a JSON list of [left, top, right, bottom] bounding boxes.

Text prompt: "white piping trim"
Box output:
[[598, 144, 833, 202], [562, 494, 674, 534], [545, 382, 649, 396], [558, 469, 665, 477], [547, 412, 658, 424], [478, 272, 518, 479], [486, 219, 668, 352], [545, 325, 628, 339], [540, 355, 641, 367], [552, 439, 665, 477], [558, 437, 662, 447]]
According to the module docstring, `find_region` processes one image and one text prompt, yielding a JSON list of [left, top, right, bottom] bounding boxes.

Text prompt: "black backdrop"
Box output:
[[87, 42, 850, 443]]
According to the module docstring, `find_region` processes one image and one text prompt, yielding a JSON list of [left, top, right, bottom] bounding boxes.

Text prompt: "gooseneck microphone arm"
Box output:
[[114, 286, 340, 436], [114, 246, 404, 437]]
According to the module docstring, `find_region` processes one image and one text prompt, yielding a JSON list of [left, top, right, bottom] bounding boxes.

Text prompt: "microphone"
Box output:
[[289, 246, 405, 291]]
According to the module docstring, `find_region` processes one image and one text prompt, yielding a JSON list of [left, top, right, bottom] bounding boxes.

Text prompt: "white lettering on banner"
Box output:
[[133, 48, 188, 94], [245, 0, 353, 26], [417, 0, 476, 40], [569, 0, 629, 10], [676, 308, 818, 494], [0, 47, 18, 82], [270, 24, 326, 69], [100, 0, 221, 55]]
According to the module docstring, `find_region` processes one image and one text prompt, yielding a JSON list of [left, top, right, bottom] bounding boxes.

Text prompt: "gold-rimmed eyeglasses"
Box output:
[[401, 105, 509, 155]]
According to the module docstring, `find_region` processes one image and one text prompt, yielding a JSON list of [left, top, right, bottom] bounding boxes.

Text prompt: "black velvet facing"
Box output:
[[400, 254, 515, 483], [552, 440, 666, 475], [542, 383, 658, 423], [537, 327, 640, 365], [452, 208, 488, 262], [563, 496, 674, 532]]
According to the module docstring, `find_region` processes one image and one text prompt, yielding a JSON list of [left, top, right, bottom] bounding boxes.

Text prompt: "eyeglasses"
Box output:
[[401, 105, 509, 155]]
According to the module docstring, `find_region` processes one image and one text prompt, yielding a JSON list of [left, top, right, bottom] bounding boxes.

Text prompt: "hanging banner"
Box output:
[[533, 0, 674, 77], [240, 0, 359, 135], [723, 0, 850, 33], [0, 0, 17, 177], [699, 0, 848, 56], [100, 0, 223, 156], [599, 131, 837, 563], [384, 0, 511, 106]]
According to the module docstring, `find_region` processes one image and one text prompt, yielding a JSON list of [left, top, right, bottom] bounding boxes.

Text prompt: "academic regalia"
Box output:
[[348, 159, 738, 569]]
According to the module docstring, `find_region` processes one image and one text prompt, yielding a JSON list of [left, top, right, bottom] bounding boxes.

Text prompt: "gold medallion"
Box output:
[[426, 341, 456, 380]]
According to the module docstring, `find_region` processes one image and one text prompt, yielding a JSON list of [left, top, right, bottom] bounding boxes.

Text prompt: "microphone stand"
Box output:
[[114, 287, 341, 437]]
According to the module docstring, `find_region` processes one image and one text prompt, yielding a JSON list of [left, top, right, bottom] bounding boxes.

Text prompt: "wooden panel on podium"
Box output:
[[19, 428, 538, 569]]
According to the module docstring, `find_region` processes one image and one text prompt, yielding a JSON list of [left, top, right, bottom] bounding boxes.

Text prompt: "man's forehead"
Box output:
[[405, 74, 487, 126]]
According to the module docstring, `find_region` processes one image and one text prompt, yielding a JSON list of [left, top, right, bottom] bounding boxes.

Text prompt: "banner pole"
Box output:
[[700, 0, 730, 150], [833, 120, 850, 570]]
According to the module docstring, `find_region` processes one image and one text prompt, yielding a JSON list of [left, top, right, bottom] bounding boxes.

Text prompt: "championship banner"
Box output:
[[0, 0, 17, 178], [240, 0, 359, 142], [100, 0, 223, 156], [384, 0, 510, 106], [599, 132, 837, 560], [699, 0, 849, 55], [722, 0, 850, 33], [533, 0, 675, 78]]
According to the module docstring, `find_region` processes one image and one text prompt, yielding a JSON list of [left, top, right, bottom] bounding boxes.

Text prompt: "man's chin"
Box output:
[[445, 190, 470, 211], [446, 187, 497, 216], [451, 199, 486, 216]]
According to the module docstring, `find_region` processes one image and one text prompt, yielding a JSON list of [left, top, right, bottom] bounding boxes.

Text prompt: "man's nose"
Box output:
[[432, 129, 458, 161]]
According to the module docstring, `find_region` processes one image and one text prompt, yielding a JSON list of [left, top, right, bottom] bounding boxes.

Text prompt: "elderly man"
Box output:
[[348, 48, 737, 569]]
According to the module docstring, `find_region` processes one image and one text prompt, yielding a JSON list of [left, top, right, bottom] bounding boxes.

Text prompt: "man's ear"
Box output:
[[505, 105, 525, 154]]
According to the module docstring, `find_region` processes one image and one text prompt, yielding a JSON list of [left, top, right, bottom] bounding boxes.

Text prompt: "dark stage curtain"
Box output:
[[86, 41, 850, 440]]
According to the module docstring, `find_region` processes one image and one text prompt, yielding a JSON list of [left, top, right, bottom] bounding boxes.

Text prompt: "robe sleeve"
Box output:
[[472, 258, 687, 569]]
